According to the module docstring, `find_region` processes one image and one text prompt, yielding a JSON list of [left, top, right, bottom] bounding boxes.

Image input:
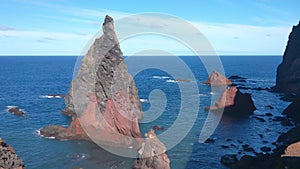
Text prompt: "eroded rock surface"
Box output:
[[41, 15, 143, 148]]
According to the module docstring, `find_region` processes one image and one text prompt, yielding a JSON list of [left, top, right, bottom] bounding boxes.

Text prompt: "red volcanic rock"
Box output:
[[203, 71, 232, 85], [282, 141, 300, 157], [133, 130, 170, 169], [0, 138, 25, 169], [204, 86, 256, 115], [41, 15, 143, 148]]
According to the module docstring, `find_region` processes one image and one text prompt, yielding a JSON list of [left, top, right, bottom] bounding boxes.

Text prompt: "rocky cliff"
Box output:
[[133, 130, 170, 169], [273, 22, 300, 95], [0, 138, 25, 169], [41, 15, 143, 148]]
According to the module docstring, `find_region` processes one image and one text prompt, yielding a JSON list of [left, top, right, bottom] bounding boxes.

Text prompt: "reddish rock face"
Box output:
[[40, 15, 143, 149], [282, 141, 300, 157], [204, 86, 256, 115], [203, 71, 232, 85]]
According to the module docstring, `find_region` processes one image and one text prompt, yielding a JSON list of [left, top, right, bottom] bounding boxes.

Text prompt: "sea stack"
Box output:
[[203, 71, 232, 85], [41, 15, 143, 148], [273, 21, 300, 95], [204, 86, 256, 115], [133, 130, 170, 169], [0, 138, 25, 169]]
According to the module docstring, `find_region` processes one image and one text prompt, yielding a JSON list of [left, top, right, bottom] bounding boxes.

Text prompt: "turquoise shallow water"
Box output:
[[0, 56, 291, 169]]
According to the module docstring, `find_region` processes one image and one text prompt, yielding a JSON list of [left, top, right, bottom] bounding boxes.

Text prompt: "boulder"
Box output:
[[41, 15, 143, 148], [0, 138, 25, 169], [203, 71, 232, 85], [204, 86, 256, 115], [7, 107, 25, 116], [133, 130, 170, 169], [272, 22, 300, 95]]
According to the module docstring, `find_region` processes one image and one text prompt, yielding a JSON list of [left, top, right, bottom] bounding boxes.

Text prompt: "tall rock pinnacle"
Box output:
[[41, 15, 143, 148]]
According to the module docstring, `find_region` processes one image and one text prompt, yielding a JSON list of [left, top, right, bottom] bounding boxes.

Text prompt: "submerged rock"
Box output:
[[220, 154, 238, 167], [7, 107, 25, 116], [0, 138, 25, 169], [203, 71, 232, 85], [152, 125, 164, 131], [41, 15, 143, 148], [272, 22, 300, 95], [133, 130, 170, 169], [204, 86, 256, 115]]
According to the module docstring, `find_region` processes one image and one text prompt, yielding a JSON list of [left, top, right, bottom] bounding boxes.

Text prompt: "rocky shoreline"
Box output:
[[220, 21, 300, 169]]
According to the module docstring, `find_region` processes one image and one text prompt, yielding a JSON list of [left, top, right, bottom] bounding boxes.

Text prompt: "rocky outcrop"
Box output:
[[0, 138, 25, 169], [41, 15, 143, 148], [7, 107, 25, 117], [133, 130, 170, 169], [273, 22, 300, 95], [204, 86, 256, 115], [203, 71, 232, 85]]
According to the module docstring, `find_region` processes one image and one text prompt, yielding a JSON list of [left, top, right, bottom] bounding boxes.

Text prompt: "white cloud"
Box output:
[[0, 30, 91, 40]]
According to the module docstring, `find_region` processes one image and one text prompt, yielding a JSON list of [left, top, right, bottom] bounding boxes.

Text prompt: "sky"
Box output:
[[0, 0, 299, 56]]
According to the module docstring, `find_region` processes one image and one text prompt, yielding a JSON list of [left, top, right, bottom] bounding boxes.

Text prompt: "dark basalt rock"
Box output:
[[0, 138, 25, 169], [204, 138, 215, 143], [7, 107, 25, 116], [220, 154, 238, 167], [229, 75, 247, 80], [283, 96, 300, 124], [260, 146, 271, 152], [152, 125, 164, 131], [272, 22, 300, 96]]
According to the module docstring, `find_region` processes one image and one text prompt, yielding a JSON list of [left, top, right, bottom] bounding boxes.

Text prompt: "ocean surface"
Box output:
[[0, 56, 291, 169]]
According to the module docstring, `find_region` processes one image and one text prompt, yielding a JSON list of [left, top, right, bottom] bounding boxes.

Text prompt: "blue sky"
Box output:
[[0, 0, 299, 55]]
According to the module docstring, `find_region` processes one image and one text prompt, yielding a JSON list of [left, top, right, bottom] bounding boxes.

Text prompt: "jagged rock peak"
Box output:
[[41, 15, 143, 148]]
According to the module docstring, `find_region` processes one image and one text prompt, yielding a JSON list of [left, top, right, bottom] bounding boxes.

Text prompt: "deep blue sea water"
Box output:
[[0, 56, 291, 169]]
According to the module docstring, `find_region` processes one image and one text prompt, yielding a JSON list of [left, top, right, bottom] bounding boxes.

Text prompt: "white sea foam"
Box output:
[[153, 76, 170, 79], [39, 95, 62, 99], [208, 92, 215, 95], [6, 106, 17, 109], [36, 129, 41, 135], [166, 79, 177, 83], [140, 99, 148, 103]]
